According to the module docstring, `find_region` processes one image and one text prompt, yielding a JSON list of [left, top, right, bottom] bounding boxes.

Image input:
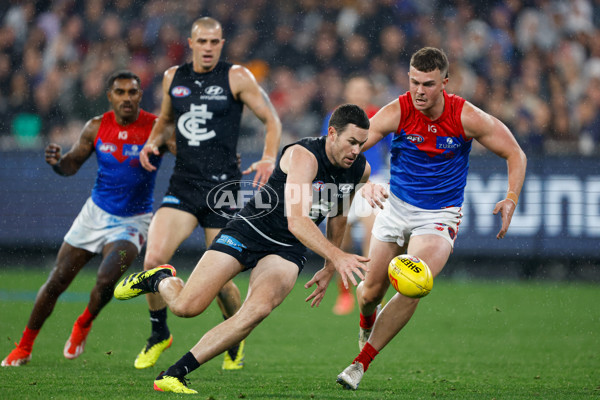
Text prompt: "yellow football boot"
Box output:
[[114, 265, 176, 300], [153, 372, 197, 394], [134, 335, 173, 369], [222, 339, 245, 370]]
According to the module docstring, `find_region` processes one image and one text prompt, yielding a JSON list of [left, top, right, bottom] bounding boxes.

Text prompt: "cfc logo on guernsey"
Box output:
[[178, 103, 217, 146]]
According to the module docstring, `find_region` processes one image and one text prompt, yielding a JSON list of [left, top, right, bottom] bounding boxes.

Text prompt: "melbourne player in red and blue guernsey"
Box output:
[[336, 47, 527, 390], [2, 70, 171, 367]]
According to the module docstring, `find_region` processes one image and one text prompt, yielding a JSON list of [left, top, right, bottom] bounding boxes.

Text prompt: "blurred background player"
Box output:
[[321, 76, 390, 315], [2, 70, 168, 366], [336, 47, 527, 390], [134, 17, 281, 370]]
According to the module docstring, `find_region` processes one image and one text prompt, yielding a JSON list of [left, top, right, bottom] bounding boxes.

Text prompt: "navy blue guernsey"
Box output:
[[235, 136, 366, 247], [169, 61, 243, 186]]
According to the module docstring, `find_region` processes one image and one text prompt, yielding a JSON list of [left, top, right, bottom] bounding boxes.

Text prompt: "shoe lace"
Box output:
[[177, 376, 192, 387]]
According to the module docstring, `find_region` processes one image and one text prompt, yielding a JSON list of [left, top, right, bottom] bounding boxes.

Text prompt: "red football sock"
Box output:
[[338, 278, 351, 295], [359, 311, 377, 329], [353, 342, 379, 372], [75, 306, 96, 328], [19, 327, 40, 352]]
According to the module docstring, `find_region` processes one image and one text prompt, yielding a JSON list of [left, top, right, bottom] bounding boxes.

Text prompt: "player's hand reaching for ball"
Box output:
[[304, 252, 369, 308], [45, 143, 62, 165]]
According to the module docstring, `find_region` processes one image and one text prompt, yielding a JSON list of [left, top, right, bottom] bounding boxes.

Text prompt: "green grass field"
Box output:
[[0, 265, 598, 399]]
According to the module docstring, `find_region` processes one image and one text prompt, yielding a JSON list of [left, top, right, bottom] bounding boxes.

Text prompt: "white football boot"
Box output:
[[336, 362, 364, 390]]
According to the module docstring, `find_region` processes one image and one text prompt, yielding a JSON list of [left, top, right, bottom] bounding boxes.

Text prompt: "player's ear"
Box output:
[[327, 126, 337, 139], [442, 77, 448, 90]]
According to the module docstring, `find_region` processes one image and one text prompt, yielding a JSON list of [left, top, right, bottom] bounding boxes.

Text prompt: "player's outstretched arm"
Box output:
[[140, 67, 177, 171], [361, 98, 400, 152], [46, 118, 98, 176], [302, 160, 372, 307], [462, 102, 527, 239], [231, 65, 282, 187]]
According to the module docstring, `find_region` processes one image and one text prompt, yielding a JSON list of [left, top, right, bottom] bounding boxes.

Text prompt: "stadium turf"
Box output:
[[0, 266, 598, 399]]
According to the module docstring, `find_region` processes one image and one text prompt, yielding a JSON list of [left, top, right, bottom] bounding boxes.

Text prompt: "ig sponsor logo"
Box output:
[[207, 180, 278, 220]]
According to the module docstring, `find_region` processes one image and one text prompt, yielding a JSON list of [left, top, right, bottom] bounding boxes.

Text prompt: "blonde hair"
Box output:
[[190, 17, 222, 37]]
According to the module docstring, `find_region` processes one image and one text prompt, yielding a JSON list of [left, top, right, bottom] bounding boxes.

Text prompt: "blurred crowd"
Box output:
[[1, 0, 600, 156]]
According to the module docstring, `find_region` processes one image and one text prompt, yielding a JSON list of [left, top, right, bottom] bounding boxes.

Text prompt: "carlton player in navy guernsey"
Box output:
[[2, 71, 167, 367], [115, 105, 372, 393], [134, 17, 281, 371]]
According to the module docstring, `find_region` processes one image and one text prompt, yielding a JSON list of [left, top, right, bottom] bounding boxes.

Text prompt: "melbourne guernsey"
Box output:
[[92, 109, 160, 216], [391, 91, 471, 209]]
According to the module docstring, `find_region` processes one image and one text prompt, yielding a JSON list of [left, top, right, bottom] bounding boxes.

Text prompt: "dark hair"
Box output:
[[410, 47, 449, 78], [106, 70, 141, 91], [328, 103, 370, 133]]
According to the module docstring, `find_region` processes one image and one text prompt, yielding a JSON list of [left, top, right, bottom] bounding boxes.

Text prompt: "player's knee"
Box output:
[[143, 256, 162, 271], [361, 285, 386, 306], [143, 250, 169, 271], [44, 270, 72, 296], [169, 298, 210, 318]]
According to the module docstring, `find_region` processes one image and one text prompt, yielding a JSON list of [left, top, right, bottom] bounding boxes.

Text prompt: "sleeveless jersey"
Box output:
[[321, 105, 390, 177], [92, 109, 160, 216], [390, 91, 471, 209], [237, 136, 366, 247], [169, 61, 244, 187]]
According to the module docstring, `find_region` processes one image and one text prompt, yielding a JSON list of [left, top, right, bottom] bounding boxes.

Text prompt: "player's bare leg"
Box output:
[[357, 239, 401, 316], [190, 256, 296, 361], [154, 255, 297, 393], [356, 239, 400, 349], [3, 243, 93, 366], [65, 240, 138, 359], [203, 227, 245, 369], [136, 207, 197, 369], [368, 234, 451, 351], [158, 250, 243, 318], [338, 234, 452, 389]]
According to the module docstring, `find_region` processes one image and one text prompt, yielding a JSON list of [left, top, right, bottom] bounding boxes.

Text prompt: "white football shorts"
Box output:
[[372, 191, 462, 248], [64, 197, 152, 254]]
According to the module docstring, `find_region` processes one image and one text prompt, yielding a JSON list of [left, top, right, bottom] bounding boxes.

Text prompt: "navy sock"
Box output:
[[149, 308, 169, 343], [165, 352, 201, 378], [150, 270, 172, 292]]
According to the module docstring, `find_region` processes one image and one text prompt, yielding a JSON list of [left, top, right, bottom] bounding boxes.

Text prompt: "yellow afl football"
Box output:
[[388, 255, 433, 298]]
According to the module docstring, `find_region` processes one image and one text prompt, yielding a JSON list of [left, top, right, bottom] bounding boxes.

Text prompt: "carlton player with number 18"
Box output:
[[336, 47, 527, 390], [135, 17, 281, 371], [2, 71, 166, 366]]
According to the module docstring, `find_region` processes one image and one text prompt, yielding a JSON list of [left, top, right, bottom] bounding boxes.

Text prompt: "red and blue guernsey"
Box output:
[[92, 109, 160, 217], [391, 91, 471, 209]]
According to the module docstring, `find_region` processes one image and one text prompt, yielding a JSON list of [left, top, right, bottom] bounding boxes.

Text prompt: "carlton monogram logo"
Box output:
[[178, 103, 216, 146]]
